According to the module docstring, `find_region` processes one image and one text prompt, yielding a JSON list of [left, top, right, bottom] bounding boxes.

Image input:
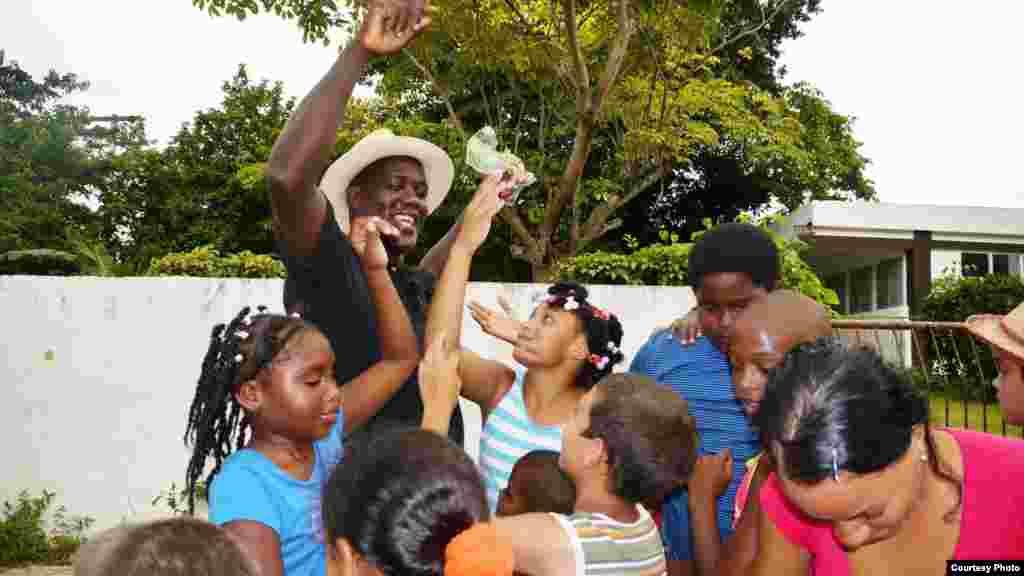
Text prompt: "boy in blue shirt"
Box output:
[[630, 223, 780, 576]]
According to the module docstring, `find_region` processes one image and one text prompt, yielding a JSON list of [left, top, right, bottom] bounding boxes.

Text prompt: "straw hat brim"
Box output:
[[319, 130, 455, 234], [965, 314, 1024, 364]]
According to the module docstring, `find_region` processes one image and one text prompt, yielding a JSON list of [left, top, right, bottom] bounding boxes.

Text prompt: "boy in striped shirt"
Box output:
[[484, 373, 699, 576]]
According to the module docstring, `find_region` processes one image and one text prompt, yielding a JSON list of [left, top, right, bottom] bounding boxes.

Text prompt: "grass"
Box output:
[[929, 393, 1023, 437]]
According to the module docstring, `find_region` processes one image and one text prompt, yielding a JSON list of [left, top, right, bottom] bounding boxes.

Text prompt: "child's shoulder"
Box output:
[[211, 449, 277, 492]]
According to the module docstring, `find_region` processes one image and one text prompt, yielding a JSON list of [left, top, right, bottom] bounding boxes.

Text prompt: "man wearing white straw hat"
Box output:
[[267, 0, 487, 446], [966, 301, 1024, 425]]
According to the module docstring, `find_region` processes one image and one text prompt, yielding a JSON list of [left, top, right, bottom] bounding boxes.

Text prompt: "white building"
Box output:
[[774, 201, 1024, 319]]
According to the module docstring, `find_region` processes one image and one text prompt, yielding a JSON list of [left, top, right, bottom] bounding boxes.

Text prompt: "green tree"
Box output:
[[0, 50, 145, 258], [97, 64, 295, 270], [188, 0, 872, 280]]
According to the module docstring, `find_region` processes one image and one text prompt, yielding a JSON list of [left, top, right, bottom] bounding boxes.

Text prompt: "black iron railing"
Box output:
[[832, 319, 1022, 438]]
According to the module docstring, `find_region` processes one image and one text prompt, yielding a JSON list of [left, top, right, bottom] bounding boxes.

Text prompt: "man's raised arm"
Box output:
[[267, 0, 430, 257]]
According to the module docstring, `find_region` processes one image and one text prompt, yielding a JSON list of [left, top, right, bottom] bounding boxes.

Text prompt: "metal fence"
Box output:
[[832, 319, 1022, 438]]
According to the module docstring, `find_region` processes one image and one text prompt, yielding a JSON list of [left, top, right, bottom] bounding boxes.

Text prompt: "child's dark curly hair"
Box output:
[[544, 282, 625, 389]]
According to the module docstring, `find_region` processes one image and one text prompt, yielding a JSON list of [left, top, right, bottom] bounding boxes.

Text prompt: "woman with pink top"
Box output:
[[750, 340, 1024, 575], [966, 300, 1024, 425]]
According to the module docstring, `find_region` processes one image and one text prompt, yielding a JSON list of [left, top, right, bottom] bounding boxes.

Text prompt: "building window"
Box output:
[[876, 258, 903, 309], [994, 254, 1011, 275], [850, 267, 873, 313], [962, 252, 989, 277], [825, 275, 846, 313]]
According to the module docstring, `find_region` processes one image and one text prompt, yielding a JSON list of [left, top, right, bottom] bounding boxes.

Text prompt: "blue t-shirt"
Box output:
[[210, 408, 345, 576], [629, 333, 759, 562]]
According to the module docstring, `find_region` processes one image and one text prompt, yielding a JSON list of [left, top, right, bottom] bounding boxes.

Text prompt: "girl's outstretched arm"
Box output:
[[338, 217, 419, 434], [424, 175, 518, 412]]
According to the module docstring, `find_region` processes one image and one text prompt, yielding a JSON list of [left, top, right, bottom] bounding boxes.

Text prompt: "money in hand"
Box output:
[[465, 127, 537, 205]]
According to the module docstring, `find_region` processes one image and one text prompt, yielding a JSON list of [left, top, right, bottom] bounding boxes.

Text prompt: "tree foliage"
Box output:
[[146, 246, 286, 278], [97, 65, 295, 271], [919, 273, 1024, 401], [186, 0, 874, 280], [0, 50, 145, 259], [558, 217, 839, 311]]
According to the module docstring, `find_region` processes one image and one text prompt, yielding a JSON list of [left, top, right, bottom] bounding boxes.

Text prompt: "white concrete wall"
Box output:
[[0, 276, 694, 533]]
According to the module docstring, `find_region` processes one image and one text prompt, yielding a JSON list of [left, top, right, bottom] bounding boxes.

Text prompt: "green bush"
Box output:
[[558, 243, 692, 286], [0, 249, 82, 276], [919, 273, 1024, 402], [152, 481, 208, 516], [146, 246, 285, 278], [557, 220, 839, 311], [922, 273, 1024, 321], [0, 491, 94, 567]]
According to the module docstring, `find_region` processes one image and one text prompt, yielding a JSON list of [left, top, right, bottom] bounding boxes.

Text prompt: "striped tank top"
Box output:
[[551, 505, 667, 576], [479, 369, 563, 512]]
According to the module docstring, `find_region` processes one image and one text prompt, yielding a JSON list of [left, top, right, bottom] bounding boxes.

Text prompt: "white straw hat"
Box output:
[[319, 129, 455, 233]]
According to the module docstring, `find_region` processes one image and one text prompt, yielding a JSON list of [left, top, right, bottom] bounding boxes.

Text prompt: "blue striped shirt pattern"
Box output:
[[479, 369, 564, 513], [629, 332, 760, 561]]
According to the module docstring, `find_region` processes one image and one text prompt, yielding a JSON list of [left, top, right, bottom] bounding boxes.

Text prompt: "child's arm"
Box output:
[[688, 450, 733, 576], [221, 522, 284, 576], [424, 174, 519, 411], [491, 514, 577, 576], [419, 332, 462, 436], [338, 217, 419, 434], [212, 466, 287, 576], [716, 458, 772, 575]]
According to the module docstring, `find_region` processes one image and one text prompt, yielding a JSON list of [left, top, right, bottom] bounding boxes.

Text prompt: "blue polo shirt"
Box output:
[[630, 332, 760, 561]]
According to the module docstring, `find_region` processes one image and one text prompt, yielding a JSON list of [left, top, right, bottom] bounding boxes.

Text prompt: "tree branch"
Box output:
[[479, 76, 494, 128], [402, 49, 466, 139], [712, 0, 794, 55], [499, 206, 543, 264], [513, 96, 528, 153], [593, 0, 636, 115], [576, 166, 666, 251], [569, 180, 579, 254], [562, 0, 591, 107]]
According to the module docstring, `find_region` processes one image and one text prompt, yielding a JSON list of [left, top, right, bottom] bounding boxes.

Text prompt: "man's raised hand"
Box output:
[[357, 0, 432, 56]]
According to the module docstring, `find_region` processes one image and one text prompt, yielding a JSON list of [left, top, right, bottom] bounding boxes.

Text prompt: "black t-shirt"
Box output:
[[278, 201, 463, 446]]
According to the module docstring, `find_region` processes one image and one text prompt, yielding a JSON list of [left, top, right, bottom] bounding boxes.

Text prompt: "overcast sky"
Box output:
[[4, 1, 1023, 208]]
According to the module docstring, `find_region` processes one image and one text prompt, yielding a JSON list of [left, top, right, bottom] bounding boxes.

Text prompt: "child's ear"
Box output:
[[234, 379, 262, 412], [583, 436, 609, 470], [327, 538, 358, 576]]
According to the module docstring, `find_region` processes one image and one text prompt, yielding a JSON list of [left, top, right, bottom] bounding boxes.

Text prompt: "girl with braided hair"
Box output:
[[183, 216, 420, 576], [420, 177, 626, 512]]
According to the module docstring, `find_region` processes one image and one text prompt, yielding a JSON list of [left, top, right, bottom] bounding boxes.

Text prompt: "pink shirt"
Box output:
[[759, 428, 1024, 575]]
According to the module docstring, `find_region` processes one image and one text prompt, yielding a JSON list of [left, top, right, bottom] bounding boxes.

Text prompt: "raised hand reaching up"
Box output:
[[455, 172, 531, 253], [420, 331, 462, 435], [357, 0, 432, 56], [350, 216, 399, 271]]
